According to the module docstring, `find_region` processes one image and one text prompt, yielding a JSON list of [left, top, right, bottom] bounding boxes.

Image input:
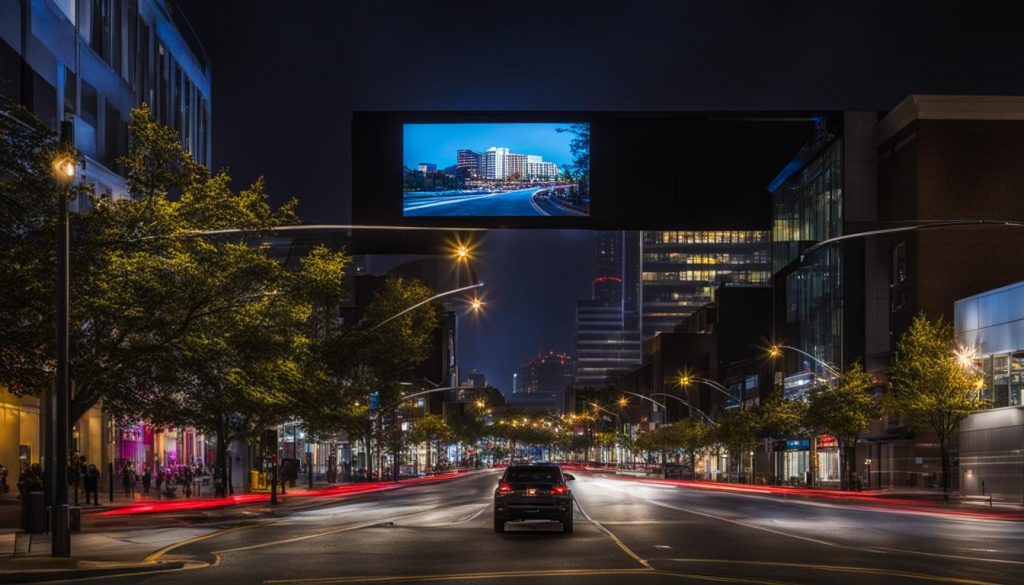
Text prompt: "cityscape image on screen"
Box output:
[[403, 122, 590, 217]]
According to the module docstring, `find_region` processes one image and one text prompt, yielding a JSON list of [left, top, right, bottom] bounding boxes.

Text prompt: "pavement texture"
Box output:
[[2, 469, 1023, 584]]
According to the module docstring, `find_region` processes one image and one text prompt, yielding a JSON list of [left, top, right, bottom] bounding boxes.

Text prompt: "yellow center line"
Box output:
[[572, 492, 653, 570], [144, 522, 269, 562]]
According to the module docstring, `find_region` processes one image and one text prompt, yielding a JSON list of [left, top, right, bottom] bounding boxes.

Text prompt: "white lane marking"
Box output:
[[405, 193, 503, 211], [593, 476, 1024, 566], [528, 190, 550, 216]]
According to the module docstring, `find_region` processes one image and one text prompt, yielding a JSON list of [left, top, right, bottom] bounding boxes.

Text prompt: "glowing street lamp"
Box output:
[[954, 344, 979, 369], [768, 344, 841, 378]]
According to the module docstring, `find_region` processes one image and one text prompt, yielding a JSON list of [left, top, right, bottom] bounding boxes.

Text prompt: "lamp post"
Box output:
[[651, 393, 716, 425], [371, 282, 484, 331], [48, 121, 76, 557], [618, 391, 668, 411], [768, 344, 841, 378], [677, 374, 741, 407]]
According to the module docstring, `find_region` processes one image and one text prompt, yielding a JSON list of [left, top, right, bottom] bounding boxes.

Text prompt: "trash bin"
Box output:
[[20, 492, 45, 533]]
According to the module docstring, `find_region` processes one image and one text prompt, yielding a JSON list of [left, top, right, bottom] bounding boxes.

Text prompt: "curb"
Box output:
[[0, 560, 187, 584]]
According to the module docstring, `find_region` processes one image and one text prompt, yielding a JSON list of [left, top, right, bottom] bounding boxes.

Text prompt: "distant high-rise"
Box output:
[[640, 230, 771, 339], [575, 232, 642, 386], [466, 371, 486, 389], [514, 352, 574, 396]]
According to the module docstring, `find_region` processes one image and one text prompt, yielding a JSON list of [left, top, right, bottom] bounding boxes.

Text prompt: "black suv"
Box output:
[[493, 463, 575, 534]]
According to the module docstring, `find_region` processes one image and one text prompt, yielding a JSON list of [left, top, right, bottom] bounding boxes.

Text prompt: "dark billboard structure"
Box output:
[[352, 111, 824, 250]]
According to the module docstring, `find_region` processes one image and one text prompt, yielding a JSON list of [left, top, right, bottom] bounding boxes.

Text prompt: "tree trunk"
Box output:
[[215, 414, 228, 497], [392, 444, 401, 482], [939, 436, 950, 502], [364, 436, 372, 483]]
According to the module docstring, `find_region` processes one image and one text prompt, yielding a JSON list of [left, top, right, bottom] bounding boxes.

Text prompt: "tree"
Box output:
[[669, 419, 713, 479], [805, 362, 878, 489], [312, 275, 441, 480], [1, 100, 351, 496], [407, 414, 452, 472], [556, 123, 590, 196], [713, 408, 760, 482], [885, 314, 985, 499]]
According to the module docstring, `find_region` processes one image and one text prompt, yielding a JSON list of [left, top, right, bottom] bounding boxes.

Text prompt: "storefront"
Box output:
[[773, 438, 810, 485], [814, 435, 841, 487]]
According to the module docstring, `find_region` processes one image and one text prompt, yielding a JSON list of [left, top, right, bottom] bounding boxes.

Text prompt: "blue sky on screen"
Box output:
[[403, 123, 578, 170]]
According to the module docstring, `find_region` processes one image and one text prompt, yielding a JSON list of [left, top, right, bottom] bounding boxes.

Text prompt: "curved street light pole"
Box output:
[[371, 282, 484, 331], [372, 385, 478, 421], [619, 390, 668, 411], [799, 219, 1024, 261], [651, 393, 717, 425], [771, 344, 841, 378], [139, 223, 487, 241], [681, 377, 736, 401]]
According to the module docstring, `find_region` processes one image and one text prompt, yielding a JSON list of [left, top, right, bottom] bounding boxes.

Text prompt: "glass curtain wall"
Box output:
[[772, 134, 844, 367]]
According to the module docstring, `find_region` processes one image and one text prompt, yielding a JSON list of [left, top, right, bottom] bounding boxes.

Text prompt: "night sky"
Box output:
[[176, 0, 1024, 394]]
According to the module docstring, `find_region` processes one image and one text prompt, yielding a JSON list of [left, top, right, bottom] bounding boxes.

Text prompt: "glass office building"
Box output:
[[955, 282, 1024, 408], [956, 281, 1024, 502], [769, 123, 845, 368]]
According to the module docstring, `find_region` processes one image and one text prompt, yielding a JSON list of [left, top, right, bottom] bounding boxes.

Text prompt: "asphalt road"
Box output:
[[404, 188, 582, 217], [84, 470, 1024, 585]]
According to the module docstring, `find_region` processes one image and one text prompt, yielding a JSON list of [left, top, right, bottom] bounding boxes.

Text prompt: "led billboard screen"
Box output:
[[403, 122, 590, 217]]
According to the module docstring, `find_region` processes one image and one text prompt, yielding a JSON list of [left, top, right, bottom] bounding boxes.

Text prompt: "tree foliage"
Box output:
[[885, 313, 985, 496], [1, 101, 353, 494], [806, 361, 878, 489]]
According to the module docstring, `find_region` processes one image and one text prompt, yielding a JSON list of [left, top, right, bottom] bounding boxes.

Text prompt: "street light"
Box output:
[[51, 120, 75, 558], [618, 391, 668, 410], [677, 374, 737, 403], [371, 282, 485, 330], [768, 344, 841, 378], [651, 393, 717, 425]]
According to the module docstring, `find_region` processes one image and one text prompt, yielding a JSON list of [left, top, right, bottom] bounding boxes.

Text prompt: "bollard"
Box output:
[[52, 504, 70, 556]]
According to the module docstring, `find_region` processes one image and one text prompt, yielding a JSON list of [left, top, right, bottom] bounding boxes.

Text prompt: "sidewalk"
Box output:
[[597, 472, 1024, 521], [0, 469, 477, 583]]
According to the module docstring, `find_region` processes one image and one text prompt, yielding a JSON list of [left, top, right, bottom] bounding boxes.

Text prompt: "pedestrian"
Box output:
[[121, 462, 134, 498], [84, 464, 100, 505], [142, 467, 152, 495], [155, 469, 164, 496], [181, 466, 192, 497], [0, 463, 9, 495]]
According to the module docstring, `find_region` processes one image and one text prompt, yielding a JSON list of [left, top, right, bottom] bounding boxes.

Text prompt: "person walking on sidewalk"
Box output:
[[121, 462, 135, 498], [142, 467, 152, 495], [84, 464, 100, 505], [0, 463, 8, 495]]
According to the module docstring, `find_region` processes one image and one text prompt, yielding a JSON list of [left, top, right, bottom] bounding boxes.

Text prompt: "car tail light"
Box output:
[[551, 484, 568, 495], [497, 482, 513, 494]]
